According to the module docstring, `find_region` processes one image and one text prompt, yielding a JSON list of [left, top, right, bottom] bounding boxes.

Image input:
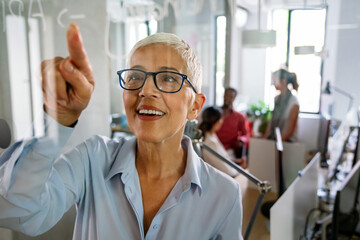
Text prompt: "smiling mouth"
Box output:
[[137, 109, 165, 116]]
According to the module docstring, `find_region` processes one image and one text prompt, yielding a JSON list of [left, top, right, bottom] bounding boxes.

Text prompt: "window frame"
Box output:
[[271, 7, 328, 114]]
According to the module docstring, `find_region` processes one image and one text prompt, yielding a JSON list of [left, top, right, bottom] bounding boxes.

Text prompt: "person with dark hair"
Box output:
[[198, 106, 243, 177], [264, 68, 300, 142], [216, 87, 249, 160]]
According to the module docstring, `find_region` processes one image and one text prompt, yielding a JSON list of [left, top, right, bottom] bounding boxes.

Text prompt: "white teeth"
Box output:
[[138, 109, 165, 116]]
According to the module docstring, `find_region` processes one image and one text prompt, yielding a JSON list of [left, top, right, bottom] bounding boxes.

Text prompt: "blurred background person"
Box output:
[[216, 87, 249, 160], [264, 69, 300, 142], [199, 106, 246, 176]]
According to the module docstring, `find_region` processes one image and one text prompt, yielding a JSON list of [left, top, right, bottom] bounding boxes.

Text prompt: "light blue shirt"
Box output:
[[0, 121, 243, 240]]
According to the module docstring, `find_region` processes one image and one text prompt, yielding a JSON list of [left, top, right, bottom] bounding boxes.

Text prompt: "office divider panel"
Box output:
[[248, 139, 278, 191], [270, 153, 320, 240]]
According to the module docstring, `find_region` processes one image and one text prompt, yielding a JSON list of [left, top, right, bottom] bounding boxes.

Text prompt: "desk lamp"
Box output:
[[184, 120, 272, 240], [323, 81, 353, 112], [242, 0, 276, 48]]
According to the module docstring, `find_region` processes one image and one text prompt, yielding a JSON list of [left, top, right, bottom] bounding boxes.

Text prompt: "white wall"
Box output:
[[234, 5, 270, 107], [322, 0, 360, 120], [155, 0, 226, 107]]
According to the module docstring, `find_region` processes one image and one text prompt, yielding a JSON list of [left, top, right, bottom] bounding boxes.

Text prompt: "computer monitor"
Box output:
[[356, 110, 360, 163], [327, 119, 353, 182], [328, 160, 360, 239], [327, 110, 360, 182], [351, 125, 360, 167], [317, 115, 331, 167]]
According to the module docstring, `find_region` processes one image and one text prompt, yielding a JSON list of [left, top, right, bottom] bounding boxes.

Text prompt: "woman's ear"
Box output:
[[187, 93, 206, 120]]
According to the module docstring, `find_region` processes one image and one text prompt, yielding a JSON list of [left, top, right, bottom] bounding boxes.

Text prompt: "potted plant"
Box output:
[[246, 101, 272, 137]]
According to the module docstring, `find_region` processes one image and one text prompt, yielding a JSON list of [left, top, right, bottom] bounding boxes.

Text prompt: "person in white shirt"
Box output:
[[198, 106, 245, 177], [264, 69, 300, 142]]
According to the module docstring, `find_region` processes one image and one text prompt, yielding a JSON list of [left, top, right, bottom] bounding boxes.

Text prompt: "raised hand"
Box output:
[[41, 23, 94, 127]]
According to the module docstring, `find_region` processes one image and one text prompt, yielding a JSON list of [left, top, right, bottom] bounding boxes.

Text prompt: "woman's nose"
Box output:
[[138, 75, 159, 97]]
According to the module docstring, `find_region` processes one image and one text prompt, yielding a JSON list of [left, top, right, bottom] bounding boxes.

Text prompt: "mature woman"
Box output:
[[0, 24, 243, 239], [264, 68, 300, 142], [199, 106, 245, 176]]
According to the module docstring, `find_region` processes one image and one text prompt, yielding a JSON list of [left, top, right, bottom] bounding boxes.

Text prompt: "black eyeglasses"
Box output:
[[117, 69, 197, 94]]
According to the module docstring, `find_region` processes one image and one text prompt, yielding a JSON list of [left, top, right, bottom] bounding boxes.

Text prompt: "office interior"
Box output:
[[0, 0, 359, 239]]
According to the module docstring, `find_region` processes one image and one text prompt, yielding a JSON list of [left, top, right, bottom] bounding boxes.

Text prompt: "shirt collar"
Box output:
[[104, 135, 204, 195], [180, 136, 203, 194], [222, 107, 234, 114], [105, 136, 137, 182]]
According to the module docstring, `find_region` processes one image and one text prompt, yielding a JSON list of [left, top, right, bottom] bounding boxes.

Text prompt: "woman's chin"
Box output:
[[134, 130, 165, 143], [135, 129, 183, 145]]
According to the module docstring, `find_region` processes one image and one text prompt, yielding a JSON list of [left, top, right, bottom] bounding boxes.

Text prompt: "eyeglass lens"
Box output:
[[120, 70, 183, 92]]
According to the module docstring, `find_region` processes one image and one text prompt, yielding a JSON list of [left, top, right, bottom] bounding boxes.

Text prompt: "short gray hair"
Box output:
[[127, 33, 202, 92]]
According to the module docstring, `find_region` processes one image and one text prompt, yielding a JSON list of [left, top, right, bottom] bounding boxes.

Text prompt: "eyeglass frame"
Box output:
[[117, 69, 198, 94]]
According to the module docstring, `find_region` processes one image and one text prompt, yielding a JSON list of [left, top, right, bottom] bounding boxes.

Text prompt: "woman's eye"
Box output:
[[128, 74, 142, 81], [164, 76, 176, 82], [160, 74, 179, 83]]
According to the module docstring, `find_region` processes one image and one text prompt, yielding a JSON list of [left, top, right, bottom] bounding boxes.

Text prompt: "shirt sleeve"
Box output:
[[0, 118, 86, 236], [237, 113, 249, 144], [238, 114, 247, 135], [213, 185, 243, 240]]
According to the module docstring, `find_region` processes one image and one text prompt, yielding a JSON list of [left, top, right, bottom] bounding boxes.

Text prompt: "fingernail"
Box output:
[[65, 60, 74, 72], [57, 100, 67, 106], [69, 23, 81, 41], [70, 23, 78, 31]]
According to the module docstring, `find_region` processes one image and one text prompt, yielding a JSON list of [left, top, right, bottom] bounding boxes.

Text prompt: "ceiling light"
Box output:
[[242, 0, 276, 48]]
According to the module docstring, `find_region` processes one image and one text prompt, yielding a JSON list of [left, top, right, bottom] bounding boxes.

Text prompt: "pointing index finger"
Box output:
[[66, 23, 92, 76]]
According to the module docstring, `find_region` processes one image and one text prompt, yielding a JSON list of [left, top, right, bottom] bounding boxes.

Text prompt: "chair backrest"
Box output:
[[297, 114, 327, 152]]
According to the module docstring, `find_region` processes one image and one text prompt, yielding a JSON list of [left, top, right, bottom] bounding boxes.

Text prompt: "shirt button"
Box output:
[[153, 224, 159, 230]]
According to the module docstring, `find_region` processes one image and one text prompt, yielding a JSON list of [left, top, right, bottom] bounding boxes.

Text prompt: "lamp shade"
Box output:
[[294, 46, 315, 55], [242, 30, 276, 48]]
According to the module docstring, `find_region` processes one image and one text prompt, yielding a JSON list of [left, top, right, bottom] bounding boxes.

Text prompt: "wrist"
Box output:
[[43, 104, 80, 128], [67, 119, 78, 128]]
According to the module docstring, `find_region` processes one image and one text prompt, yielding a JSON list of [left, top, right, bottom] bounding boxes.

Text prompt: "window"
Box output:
[[6, 15, 44, 140], [215, 15, 227, 106], [269, 8, 327, 113], [107, 6, 157, 114]]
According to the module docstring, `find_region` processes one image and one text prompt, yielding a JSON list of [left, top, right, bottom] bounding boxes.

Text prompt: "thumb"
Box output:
[[66, 23, 92, 77]]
